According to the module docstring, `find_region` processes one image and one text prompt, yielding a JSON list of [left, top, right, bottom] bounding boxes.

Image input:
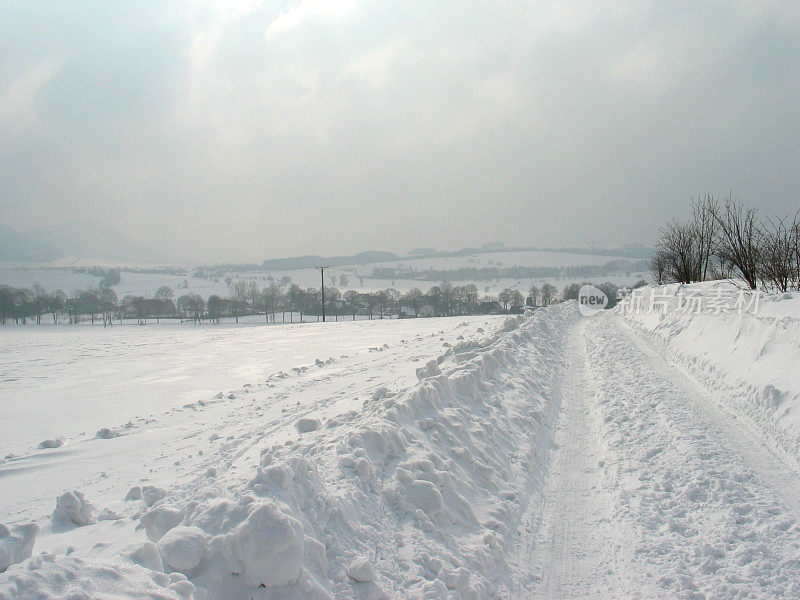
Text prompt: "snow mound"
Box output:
[[113, 303, 576, 598], [0, 553, 206, 600], [96, 427, 123, 439], [415, 359, 441, 380], [52, 491, 95, 527], [141, 505, 185, 542], [0, 524, 38, 573], [223, 501, 305, 588]]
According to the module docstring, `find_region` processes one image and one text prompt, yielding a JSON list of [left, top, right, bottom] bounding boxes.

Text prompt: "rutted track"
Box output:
[[516, 312, 800, 599]]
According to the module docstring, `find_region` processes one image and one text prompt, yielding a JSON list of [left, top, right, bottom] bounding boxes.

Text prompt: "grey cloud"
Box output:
[[1, 1, 799, 261]]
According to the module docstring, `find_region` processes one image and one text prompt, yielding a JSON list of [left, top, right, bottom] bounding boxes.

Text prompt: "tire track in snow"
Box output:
[[619, 317, 800, 514], [582, 314, 800, 599], [512, 318, 620, 599]]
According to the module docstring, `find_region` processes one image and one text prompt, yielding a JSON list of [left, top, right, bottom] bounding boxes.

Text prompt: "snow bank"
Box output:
[[620, 282, 800, 457], [117, 305, 573, 599], [0, 306, 576, 598]]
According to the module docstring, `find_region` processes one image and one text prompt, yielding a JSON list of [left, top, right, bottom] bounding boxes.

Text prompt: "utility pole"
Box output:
[[316, 265, 329, 322]]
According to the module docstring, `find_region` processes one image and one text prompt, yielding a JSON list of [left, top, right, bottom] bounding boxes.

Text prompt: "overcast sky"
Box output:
[[1, 1, 799, 262]]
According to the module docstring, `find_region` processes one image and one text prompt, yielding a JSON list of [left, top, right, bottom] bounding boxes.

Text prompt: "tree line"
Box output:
[[651, 195, 800, 292], [0, 276, 610, 325], [1, 266, 650, 325]]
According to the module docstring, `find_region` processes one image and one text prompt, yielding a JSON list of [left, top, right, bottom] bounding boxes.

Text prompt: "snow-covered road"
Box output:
[[3, 299, 800, 599], [517, 313, 800, 599]]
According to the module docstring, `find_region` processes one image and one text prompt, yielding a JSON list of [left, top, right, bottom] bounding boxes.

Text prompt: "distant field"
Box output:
[[0, 248, 646, 299]]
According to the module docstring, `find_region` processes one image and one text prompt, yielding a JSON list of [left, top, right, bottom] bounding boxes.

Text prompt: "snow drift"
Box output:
[[620, 282, 800, 458], [0, 306, 577, 599]]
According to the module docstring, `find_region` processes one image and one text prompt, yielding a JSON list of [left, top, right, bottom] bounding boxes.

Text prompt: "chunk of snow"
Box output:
[[37, 439, 63, 449], [346, 556, 375, 582], [415, 360, 441, 380], [141, 486, 167, 507], [295, 418, 320, 434], [371, 387, 390, 401], [0, 523, 38, 572], [141, 506, 184, 542], [228, 502, 304, 588], [406, 480, 444, 517], [0, 553, 202, 600], [53, 490, 96, 526], [157, 526, 207, 573], [95, 427, 121, 439], [124, 486, 143, 501], [127, 541, 164, 572]]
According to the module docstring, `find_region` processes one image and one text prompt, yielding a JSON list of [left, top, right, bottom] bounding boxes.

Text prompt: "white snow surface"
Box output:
[[622, 282, 800, 457], [3, 288, 800, 599]]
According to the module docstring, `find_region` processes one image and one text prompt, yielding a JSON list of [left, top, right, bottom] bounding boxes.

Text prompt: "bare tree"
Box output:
[[47, 290, 66, 324], [247, 281, 261, 317], [562, 283, 581, 301], [655, 220, 702, 284], [343, 290, 360, 320], [711, 197, 762, 289], [759, 212, 800, 293], [401, 288, 423, 317], [97, 286, 117, 327], [0, 285, 13, 324], [177, 293, 205, 322], [540, 283, 557, 306], [528, 284, 539, 307], [229, 279, 249, 323], [263, 281, 284, 322], [691, 194, 719, 281], [498, 288, 513, 312], [155, 286, 174, 301], [649, 251, 668, 285], [511, 289, 524, 308], [32, 282, 47, 324]]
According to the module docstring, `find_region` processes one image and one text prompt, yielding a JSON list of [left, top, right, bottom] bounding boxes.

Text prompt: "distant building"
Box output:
[[477, 301, 502, 315]]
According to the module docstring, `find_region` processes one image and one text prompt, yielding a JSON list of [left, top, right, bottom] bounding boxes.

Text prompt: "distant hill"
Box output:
[[261, 251, 397, 271], [25, 220, 167, 264], [0, 223, 64, 262], [257, 244, 653, 273]]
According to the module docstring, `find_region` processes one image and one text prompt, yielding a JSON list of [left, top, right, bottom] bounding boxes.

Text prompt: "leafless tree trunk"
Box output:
[[691, 194, 718, 281]]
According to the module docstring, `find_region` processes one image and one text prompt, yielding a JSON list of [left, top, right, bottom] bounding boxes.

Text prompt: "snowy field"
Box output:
[[2, 286, 800, 599], [0, 248, 646, 299]]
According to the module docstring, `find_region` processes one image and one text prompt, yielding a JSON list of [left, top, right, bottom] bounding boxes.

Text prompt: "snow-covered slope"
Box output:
[[620, 282, 800, 458]]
